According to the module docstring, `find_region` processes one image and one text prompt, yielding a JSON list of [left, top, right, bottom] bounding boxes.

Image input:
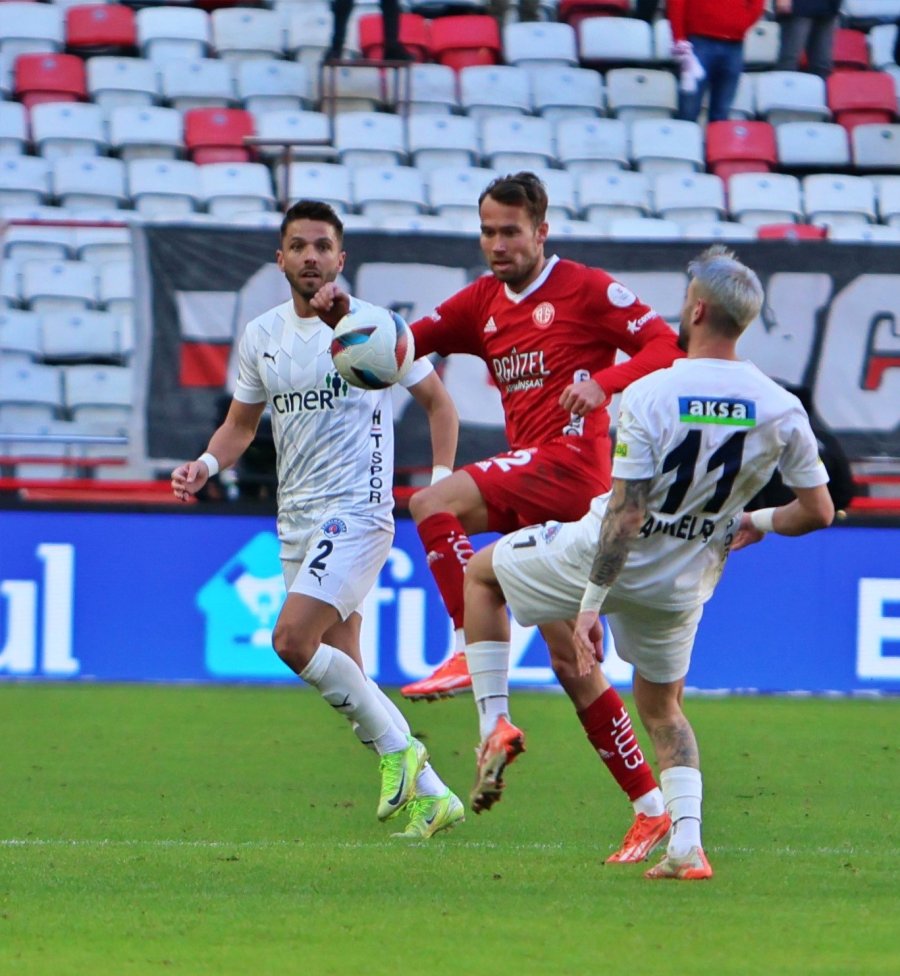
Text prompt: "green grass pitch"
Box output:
[[1, 683, 897, 975]]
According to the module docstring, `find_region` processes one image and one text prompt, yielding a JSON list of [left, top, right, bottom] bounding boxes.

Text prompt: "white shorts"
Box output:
[[280, 513, 393, 621], [492, 517, 703, 684]]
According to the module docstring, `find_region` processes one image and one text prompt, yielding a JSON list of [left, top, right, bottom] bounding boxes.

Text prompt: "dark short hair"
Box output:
[[280, 199, 344, 245], [478, 172, 548, 227]]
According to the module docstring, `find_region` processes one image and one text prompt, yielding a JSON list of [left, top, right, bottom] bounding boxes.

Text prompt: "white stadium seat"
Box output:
[[0, 2, 63, 59], [0, 309, 42, 362], [319, 64, 383, 113], [3, 225, 72, 263], [21, 259, 97, 313], [0, 361, 63, 425], [426, 165, 499, 222], [52, 157, 127, 211], [280, 162, 352, 213], [199, 162, 276, 218], [480, 115, 556, 171], [459, 65, 531, 118], [652, 172, 726, 225], [682, 221, 756, 241], [400, 63, 459, 115], [235, 59, 310, 115], [877, 176, 900, 226], [40, 310, 128, 363], [97, 261, 134, 318], [630, 118, 704, 174], [777, 122, 850, 170], [503, 22, 578, 68], [529, 66, 604, 121], [351, 165, 427, 218], [728, 172, 803, 227], [0, 101, 28, 155], [87, 56, 160, 111], [556, 117, 629, 175], [605, 68, 677, 123], [802, 174, 876, 227], [755, 71, 830, 125], [161, 57, 235, 111], [211, 8, 285, 61], [137, 6, 212, 65], [30, 102, 108, 159], [579, 17, 654, 66], [127, 158, 202, 217], [109, 106, 183, 161], [253, 109, 336, 163], [607, 217, 683, 240], [64, 364, 134, 427], [577, 170, 651, 226], [334, 111, 405, 167], [406, 114, 479, 172], [73, 227, 133, 269], [852, 124, 900, 171], [0, 156, 51, 208], [743, 19, 780, 69]]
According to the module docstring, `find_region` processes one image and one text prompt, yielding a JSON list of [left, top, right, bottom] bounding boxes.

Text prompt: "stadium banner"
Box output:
[[136, 230, 900, 468], [1, 509, 898, 695]]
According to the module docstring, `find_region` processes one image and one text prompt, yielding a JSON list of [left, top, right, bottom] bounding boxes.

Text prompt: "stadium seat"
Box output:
[[108, 105, 183, 161], [285, 4, 333, 82], [578, 17, 654, 69], [73, 227, 133, 269], [21, 259, 96, 313], [827, 71, 897, 133], [630, 119, 704, 175], [137, 6, 211, 65], [867, 23, 898, 70], [502, 22, 578, 67], [0, 360, 63, 425], [64, 364, 134, 427], [184, 107, 254, 164], [235, 59, 310, 115], [426, 165, 499, 222], [378, 214, 462, 234], [459, 65, 531, 118], [430, 16, 501, 71], [577, 170, 650, 225], [399, 63, 459, 115], [3, 225, 72, 263], [0, 155, 51, 208], [729, 73, 756, 121], [682, 221, 756, 241], [319, 64, 384, 113], [40, 310, 127, 364], [334, 111, 405, 167], [127, 158, 202, 216], [851, 123, 900, 171], [86, 55, 160, 110], [827, 223, 900, 242], [0, 3, 64, 60], [607, 217, 683, 240], [161, 58, 235, 111], [357, 13, 430, 62], [776, 122, 850, 171], [651, 16, 675, 65], [0, 309, 42, 362], [480, 115, 556, 171], [0, 101, 28, 155], [30, 102, 107, 159], [831, 28, 870, 72], [756, 223, 827, 240], [557, 0, 630, 32], [530, 167, 578, 220], [803, 173, 876, 227], [547, 218, 605, 239], [252, 109, 336, 163], [199, 162, 275, 218], [728, 172, 802, 227], [66, 5, 137, 58], [52, 156, 128, 211], [841, 0, 900, 25], [528, 65, 604, 121], [605, 68, 677, 123], [406, 113, 479, 171], [755, 71, 830, 125], [877, 176, 900, 226], [742, 19, 780, 69], [556, 117, 628, 174], [211, 8, 284, 61], [652, 172, 726, 225], [14, 52, 87, 107], [279, 162, 352, 213], [705, 120, 777, 181], [97, 260, 133, 318], [0, 257, 20, 307], [351, 164, 426, 218]]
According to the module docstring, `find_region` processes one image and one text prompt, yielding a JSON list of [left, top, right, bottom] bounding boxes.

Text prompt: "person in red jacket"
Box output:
[[668, 0, 766, 122]]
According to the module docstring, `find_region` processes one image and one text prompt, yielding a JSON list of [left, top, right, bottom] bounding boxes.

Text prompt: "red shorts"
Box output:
[[464, 438, 610, 534]]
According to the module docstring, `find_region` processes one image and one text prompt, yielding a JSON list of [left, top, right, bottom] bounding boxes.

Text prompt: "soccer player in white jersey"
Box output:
[[463, 245, 834, 877], [171, 200, 465, 839]]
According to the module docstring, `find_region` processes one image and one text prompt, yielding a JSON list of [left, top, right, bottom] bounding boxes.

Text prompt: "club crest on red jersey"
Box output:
[[532, 302, 555, 329]]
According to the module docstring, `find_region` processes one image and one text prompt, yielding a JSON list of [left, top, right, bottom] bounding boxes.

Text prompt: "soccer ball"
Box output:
[[330, 306, 415, 390]]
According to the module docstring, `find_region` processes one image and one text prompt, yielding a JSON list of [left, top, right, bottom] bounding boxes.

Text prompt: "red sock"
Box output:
[[416, 512, 474, 630], [578, 687, 658, 802]]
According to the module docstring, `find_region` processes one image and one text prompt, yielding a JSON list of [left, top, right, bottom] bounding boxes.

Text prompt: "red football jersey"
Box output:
[[411, 257, 682, 455]]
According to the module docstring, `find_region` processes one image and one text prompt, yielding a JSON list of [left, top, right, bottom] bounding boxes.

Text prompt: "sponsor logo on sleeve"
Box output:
[[607, 282, 637, 308]]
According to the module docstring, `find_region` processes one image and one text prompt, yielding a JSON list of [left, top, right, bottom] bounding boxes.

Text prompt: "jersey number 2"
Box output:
[[660, 429, 747, 515], [310, 539, 334, 571]]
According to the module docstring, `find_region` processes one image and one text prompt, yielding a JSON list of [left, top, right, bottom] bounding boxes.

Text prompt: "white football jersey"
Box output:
[[589, 357, 828, 609], [233, 297, 433, 545]]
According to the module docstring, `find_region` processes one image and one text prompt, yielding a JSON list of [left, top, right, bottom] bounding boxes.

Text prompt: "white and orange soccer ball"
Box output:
[[330, 306, 415, 390]]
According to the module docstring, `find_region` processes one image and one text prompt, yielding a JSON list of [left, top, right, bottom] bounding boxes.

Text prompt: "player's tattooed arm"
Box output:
[[588, 477, 650, 587]]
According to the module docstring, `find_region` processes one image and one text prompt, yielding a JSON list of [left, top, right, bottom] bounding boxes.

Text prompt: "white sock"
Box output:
[[466, 640, 510, 740], [454, 627, 466, 653], [300, 644, 408, 756], [660, 766, 703, 856], [632, 787, 666, 818], [367, 677, 446, 797]]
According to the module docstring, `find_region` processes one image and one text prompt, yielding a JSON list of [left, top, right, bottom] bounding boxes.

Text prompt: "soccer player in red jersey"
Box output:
[[313, 172, 683, 860]]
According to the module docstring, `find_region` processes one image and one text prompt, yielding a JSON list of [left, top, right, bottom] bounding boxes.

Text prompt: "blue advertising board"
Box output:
[[0, 509, 897, 693]]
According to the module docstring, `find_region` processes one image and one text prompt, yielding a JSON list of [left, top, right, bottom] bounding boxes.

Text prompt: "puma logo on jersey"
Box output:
[[483, 317, 497, 333], [263, 351, 277, 363], [679, 396, 756, 426]]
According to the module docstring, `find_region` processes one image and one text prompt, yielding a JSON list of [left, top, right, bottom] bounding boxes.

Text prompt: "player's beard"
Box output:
[[677, 311, 691, 352], [494, 252, 541, 289], [285, 266, 337, 301]]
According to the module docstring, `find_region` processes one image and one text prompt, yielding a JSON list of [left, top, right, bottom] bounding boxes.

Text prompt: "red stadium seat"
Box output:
[[184, 107, 254, 164], [558, 0, 630, 32], [358, 13, 430, 62], [756, 223, 827, 240], [705, 120, 777, 181], [831, 28, 870, 71], [430, 16, 500, 71], [14, 52, 86, 108], [827, 71, 897, 134], [66, 4, 136, 57]]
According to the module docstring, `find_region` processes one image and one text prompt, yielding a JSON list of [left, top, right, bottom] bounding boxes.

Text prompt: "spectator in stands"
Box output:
[[774, 0, 841, 79], [668, 0, 766, 122], [487, 0, 541, 28], [325, 0, 413, 61]]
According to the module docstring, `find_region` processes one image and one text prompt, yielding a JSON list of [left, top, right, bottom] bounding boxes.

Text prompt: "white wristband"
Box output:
[[580, 581, 610, 614], [198, 451, 220, 478], [749, 507, 776, 534], [431, 465, 452, 485]]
